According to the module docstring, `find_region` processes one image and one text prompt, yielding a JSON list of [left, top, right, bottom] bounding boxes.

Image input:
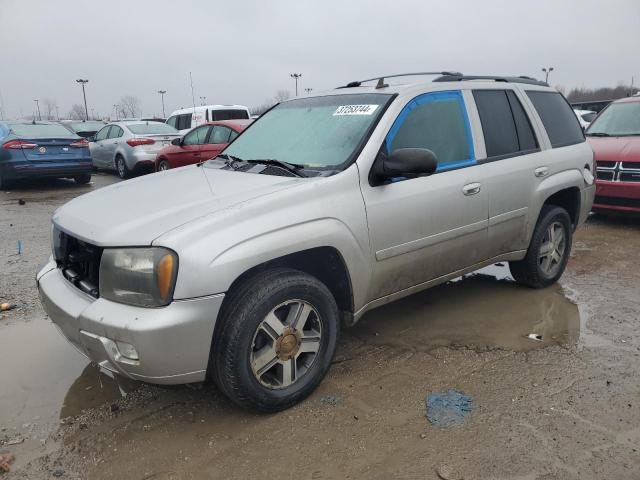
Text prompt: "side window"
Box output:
[[526, 91, 584, 147], [108, 126, 123, 139], [473, 90, 539, 158], [177, 114, 192, 131], [95, 126, 111, 141], [209, 126, 232, 144], [386, 91, 474, 171], [182, 127, 208, 145], [166, 116, 177, 128]]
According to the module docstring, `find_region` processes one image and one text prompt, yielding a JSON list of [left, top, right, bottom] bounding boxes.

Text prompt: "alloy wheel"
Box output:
[[538, 221, 566, 277]]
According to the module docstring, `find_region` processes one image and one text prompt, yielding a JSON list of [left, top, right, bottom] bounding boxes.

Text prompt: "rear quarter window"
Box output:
[[526, 91, 584, 148]]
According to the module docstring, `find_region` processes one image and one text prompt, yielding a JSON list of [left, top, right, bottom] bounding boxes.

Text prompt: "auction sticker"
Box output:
[[333, 105, 378, 116]]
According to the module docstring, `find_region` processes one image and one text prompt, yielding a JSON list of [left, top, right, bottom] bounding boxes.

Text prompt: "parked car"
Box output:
[[156, 119, 252, 171], [573, 109, 597, 129], [38, 73, 594, 412], [166, 105, 250, 134], [89, 121, 181, 178], [61, 120, 107, 139], [0, 121, 91, 188], [587, 96, 640, 213]]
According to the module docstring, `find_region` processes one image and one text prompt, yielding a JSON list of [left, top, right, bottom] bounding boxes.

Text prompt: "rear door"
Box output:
[[201, 125, 232, 159], [470, 89, 541, 257]]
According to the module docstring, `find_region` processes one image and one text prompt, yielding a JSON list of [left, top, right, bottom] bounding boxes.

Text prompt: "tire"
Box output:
[[0, 171, 9, 190], [157, 159, 170, 172], [74, 173, 91, 184], [115, 155, 130, 179], [211, 268, 340, 412], [509, 205, 573, 288]]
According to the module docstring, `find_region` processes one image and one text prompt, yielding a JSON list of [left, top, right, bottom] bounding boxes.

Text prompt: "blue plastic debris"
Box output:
[[426, 389, 473, 427]]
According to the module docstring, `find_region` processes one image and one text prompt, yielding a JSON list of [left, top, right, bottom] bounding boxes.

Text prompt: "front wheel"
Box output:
[[115, 156, 130, 179], [211, 268, 339, 412], [74, 173, 91, 184], [157, 159, 170, 172], [509, 205, 573, 288]]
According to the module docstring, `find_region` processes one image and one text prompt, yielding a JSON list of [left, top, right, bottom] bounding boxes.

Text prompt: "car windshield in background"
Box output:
[[587, 102, 640, 136], [581, 112, 597, 123], [67, 121, 105, 132], [10, 123, 77, 138], [127, 123, 179, 135], [222, 94, 393, 170]]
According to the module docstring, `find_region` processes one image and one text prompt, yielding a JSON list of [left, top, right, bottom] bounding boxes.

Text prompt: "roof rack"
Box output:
[[433, 74, 548, 86], [338, 71, 463, 89]]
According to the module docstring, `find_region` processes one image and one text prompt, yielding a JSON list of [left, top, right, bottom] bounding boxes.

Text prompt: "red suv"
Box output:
[[587, 96, 640, 213], [155, 119, 252, 171]]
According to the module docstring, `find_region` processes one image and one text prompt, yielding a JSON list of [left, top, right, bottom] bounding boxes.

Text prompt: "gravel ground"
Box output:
[[1, 173, 639, 479]]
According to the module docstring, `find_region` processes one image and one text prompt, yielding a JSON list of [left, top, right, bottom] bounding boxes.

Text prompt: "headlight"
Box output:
[[99, 248, 178, 307]]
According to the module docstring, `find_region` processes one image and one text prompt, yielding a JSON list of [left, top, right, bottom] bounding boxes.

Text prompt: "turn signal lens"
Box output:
[[157, 253, 175, 301]]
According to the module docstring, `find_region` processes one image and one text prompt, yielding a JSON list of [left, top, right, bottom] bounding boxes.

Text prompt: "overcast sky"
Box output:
[[0, 0, 638, 119]]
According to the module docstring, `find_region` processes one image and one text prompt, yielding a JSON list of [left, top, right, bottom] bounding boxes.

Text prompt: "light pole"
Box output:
[[33, 99, 41, 120], [158, 90, 166, 117], [290, 73, 302, 96], [76, 79, 89, 120], [304, 88, 313, 94], [541, 67, 554, 83], [199, 96, 206, 106]]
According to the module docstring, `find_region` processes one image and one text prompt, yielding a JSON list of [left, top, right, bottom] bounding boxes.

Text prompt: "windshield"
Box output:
[[9, 123, 77, 138], [586, 102, 640, 136], [127, 123, 179, 135], [222, 93, 393, 170]]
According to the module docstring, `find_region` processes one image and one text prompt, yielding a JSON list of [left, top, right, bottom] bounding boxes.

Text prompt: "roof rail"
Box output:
[[433, 74, 548, 86], [338, 71, 463, 89]]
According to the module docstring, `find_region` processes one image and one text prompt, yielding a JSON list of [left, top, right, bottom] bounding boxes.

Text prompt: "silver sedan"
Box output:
[[89, 121, 181, 178]]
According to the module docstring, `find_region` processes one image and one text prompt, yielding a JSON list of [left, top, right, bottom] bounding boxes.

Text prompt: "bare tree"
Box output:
[[566, 83, 639, 103], [119, 95, 141, 118], [42, 98, 58, 120], [273, 90, 291, 103], [67, 104, 86, 120]]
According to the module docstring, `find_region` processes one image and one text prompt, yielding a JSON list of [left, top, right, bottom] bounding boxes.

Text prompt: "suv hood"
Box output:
[[587, 136, 640, 162], [53, 165, 306, 246]]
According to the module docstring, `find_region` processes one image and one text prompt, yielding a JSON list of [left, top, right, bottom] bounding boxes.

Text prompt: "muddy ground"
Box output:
[[1, 173, 639, 479]]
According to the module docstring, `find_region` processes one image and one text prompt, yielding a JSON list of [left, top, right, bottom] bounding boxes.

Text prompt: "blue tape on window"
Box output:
[[385, 91, 476, 172]]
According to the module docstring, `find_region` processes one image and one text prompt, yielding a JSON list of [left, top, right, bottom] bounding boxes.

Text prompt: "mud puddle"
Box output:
[[356, 264, 579, 352], [0, 316, 135, 468]]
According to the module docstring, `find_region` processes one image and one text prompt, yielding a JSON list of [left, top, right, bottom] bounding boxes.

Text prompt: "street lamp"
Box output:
[[290, 73, 302, 96], [33, 99, 41, 121], [75, 79, 89, 120], [541, 67, 554, 83], [158, 90, 167, 117], [304, 88, 313, 94], [199, 96, 206, 106]]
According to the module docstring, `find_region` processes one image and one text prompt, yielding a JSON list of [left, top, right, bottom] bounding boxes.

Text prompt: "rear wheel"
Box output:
[[74, 173, 91, 184], [509, 205, 572, 288], [0, 171, 12, 190], [157, 159, 170, 171], [211, 268, 339, 412], [115, 156, 130, 179]]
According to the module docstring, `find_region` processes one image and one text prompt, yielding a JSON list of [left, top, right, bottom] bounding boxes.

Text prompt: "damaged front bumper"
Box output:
[[36, 258, 223, 385]]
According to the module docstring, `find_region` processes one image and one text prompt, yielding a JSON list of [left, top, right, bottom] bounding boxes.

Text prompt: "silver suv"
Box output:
[[38, 73, 595, 412]]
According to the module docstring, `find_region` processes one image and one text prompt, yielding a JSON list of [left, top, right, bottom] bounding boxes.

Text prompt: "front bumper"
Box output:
[[37, 259, 223, 384], [593, 180, 640, 213]]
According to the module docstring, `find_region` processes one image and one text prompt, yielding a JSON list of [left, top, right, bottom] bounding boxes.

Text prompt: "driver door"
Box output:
[[360, 90, 490, 300], [172, 126, 209, 167]]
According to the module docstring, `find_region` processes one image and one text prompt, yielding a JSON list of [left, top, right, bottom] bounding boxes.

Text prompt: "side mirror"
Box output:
[[371, 148, 438, 183], [171, 138, 182, 146]]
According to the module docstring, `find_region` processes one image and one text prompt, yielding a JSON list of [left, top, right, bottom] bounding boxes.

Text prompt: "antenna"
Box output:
[[189, 72, 196, 115]]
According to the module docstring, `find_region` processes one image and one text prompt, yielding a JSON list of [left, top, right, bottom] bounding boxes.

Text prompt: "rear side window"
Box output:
[[211, 109, 249, 121], [526, 91, 584, 147], [176, 114, 192, 130], [386, 91, 474, 171], [473, 90, 538, 158]]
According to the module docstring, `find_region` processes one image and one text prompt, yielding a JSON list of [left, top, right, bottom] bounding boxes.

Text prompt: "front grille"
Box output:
[[620, 172, 640, 183], [621, 162, 640, 170], [597, 170, 615, 181], [594, 196, 640, 209], [597, 160, 617, 169], [53, 230, 102, 298]]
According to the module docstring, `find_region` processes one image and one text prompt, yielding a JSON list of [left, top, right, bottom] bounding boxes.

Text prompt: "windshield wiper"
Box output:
[[244, 159, 306, 177], [585, 132, 610, 137], [215, 153, 244, 168]]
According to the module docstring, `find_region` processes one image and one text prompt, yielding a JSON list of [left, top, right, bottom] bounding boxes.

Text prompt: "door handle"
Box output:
[[462, 182, 481, 196], [534, 166, 549, 178]]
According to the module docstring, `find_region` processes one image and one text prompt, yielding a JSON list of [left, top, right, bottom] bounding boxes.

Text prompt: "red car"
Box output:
[[155, 119, 252, 171], [587, 96, 640, 213]]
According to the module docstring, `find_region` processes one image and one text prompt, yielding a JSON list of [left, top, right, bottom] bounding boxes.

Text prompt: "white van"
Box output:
[[166, 105, 251, 134]]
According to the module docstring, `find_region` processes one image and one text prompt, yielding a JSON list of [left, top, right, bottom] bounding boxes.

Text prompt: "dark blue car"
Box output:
[[0, 121, 93, 188]]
